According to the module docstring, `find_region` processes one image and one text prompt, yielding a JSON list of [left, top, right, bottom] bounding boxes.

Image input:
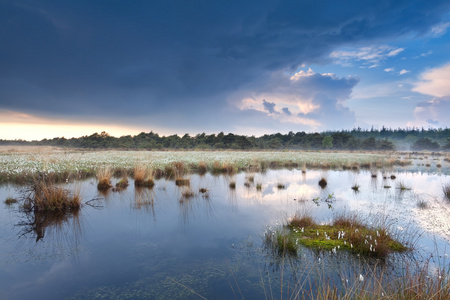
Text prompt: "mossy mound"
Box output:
[[284, 216, 408, 258]]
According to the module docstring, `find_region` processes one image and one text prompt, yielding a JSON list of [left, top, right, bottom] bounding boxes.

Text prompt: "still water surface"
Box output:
[[0, 169, 449, 299]]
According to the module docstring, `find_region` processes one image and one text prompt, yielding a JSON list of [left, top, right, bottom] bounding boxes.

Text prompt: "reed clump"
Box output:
[[443, 183, 450, 200], [4, 197, 18, 205], [97, 167, 112, 190], [25, 179, 81, 212], [134, 166, 155, 188], [318, 177, 327, 189]]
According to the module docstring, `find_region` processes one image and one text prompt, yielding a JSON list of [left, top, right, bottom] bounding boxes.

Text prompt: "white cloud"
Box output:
[[431, 22, 450, 37], [330, 45, 404, 67], [399, 69, 410, 75], [233, 68, 358, 130], [413, 63, 450, 97], [384, 67, 395, 72], [387, 48, 404, 57], [408, 96, 450, 128]]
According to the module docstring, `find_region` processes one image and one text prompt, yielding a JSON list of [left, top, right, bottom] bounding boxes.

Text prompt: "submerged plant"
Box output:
[[351, 183, 360, 192]]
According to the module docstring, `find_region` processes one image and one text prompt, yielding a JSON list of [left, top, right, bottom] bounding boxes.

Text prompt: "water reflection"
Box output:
[[16, 207, 82, 244], [0, 168, 449, 299]]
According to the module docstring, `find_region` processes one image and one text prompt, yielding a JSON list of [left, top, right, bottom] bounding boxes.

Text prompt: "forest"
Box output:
[[1, 127, 449, 151]]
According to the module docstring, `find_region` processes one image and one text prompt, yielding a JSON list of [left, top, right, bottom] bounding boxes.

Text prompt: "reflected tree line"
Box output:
[[2, 127, 450, 151]]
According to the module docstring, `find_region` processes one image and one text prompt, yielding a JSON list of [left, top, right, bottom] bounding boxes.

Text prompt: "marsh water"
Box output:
[[1, 166, 449, 299]]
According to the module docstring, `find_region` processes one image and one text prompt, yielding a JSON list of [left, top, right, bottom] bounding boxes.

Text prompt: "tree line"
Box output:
[[1, 127, 449, 151]]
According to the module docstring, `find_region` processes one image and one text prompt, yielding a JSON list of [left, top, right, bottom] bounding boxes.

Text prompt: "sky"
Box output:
[[1, 0, 450, 140]]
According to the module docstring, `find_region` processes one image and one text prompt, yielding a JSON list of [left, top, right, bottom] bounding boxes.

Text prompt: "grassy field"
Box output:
[[0, 146, 414, 184]]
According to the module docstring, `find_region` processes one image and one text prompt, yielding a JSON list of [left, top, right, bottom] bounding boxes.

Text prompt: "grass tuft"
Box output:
[[97, 167, 112, 190], [443, 183, 450, 201], [4, 197, 18, 205], [134, 166, 155, 188], [318, 177, 327, 189], [277, 183, 286, 189], [397, 181, 411, 191], [26, 179, 81, 212]]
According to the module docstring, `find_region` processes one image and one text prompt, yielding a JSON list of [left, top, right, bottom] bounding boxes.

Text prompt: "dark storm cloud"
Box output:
[[1, 0, 450, 130], [262, 99, 277, 114], [282, 107, 291, 115]]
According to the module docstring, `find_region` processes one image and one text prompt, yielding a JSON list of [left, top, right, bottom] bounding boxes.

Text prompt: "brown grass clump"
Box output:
[[444, 183, 450, 201], [181, 187, 195, 199], [175, 178, 190, 186], [97, 168, 112, 190], [26, 180, 81, 212], [277, 183, 286, 189], [288, 215, 315, 228], [212, 161, 236, 174], [4, 197, 18, 205], [318, 177, 327, 189], [134, 166, 155, 188], [197, 161, 207, 174]]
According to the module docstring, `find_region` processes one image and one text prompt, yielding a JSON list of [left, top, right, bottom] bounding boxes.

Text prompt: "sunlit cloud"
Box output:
[[413, 63, 450, 97], [399, 69, 410, 75], [0, 110, 147, 140], [234, 68, 358, 130], [330, 45, 404, 67], [430, 22, 450, 37]]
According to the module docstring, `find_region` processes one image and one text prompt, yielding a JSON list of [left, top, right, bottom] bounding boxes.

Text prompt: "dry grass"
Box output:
[[97, 167, 112, 190], [444, 183, 450, 201], [4, 197, 18, 205], [134, 166, 155, 188], [25, 179, 81, 212], [318, 177, 327, 189]]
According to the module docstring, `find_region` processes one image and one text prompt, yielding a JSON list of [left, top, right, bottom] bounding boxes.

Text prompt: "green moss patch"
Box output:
[[283, 216, 408, 258]]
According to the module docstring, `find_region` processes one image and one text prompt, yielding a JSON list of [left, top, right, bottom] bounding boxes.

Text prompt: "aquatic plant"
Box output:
[[416, 199, 428, 209], [277, 183, 286, 189], [180, 187, 195, 199], [229, 181, 236, 189], [444, 183, 450, 200], [318, 177, 327, 189], [97, 167, 112, 190], [397, 181, 411, 191], [351, 183, 360, 192], [134, 166, 155, 188], [282, 213, 408, 258], [4, 197, 18, 205], [256, 183, 262, 191], [25, 179, 81, 212]]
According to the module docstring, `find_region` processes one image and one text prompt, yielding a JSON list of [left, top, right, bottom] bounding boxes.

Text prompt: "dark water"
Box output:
[[0, 169, 449, 299]]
